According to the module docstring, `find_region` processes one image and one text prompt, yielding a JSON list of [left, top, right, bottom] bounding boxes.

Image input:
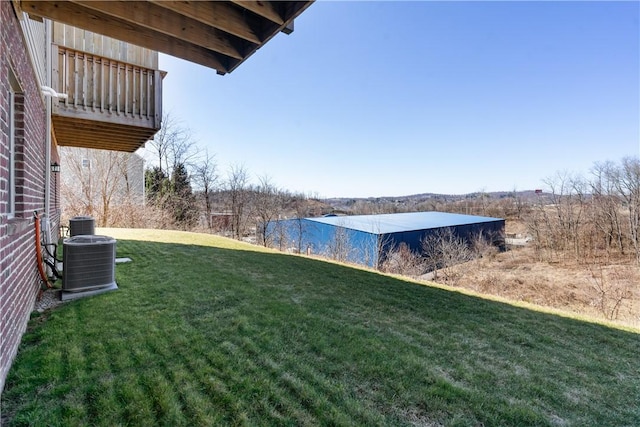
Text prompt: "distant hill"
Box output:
[[326, 190, 544, 203], [322, 190, 547, 214], [323, 190, 549, 205]]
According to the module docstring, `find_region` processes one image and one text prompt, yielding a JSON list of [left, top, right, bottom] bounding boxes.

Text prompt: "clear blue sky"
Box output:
[[150, 1, 639, 198]]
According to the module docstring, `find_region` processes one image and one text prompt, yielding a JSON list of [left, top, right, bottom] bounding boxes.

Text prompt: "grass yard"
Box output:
[[2, 229, 639, 426]]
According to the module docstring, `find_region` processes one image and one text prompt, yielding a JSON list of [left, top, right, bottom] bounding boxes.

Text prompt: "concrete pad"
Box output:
[[61, 283, 118, 301]]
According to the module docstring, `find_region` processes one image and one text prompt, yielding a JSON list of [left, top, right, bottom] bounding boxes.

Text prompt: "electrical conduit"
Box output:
[[34, 211, 54, 289]]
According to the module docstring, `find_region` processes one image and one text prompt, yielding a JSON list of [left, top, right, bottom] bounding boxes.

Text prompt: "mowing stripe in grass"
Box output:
[[139, 369, 187, 425], [3, 231, 639, 426], [217, 336, 321, 423], [237, 335, 364, 425]]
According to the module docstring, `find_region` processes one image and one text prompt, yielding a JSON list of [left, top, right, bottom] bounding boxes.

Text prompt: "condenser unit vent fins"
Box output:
[[63, 235, 116, 292], [69, 216, 95, 236]]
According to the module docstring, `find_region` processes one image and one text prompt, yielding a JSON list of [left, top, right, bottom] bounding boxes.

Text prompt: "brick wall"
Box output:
[[1, 1, 58, 393]]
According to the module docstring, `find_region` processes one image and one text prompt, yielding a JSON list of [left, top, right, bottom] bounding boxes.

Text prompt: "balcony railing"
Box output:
[[53, 46, 162, 129]]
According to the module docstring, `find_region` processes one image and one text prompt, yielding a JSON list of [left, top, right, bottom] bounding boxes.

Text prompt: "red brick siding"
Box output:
[[1, 1, 57, 393]]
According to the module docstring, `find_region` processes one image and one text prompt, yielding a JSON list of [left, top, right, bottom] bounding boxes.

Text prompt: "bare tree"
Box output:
[[614, 157, 640, 263], [146, 113, 197, 176], [525, 192, 551, 262], [61, 148, 142, 227], [271, 219, 290, 251], [192, 151, 219, 231], [477, 188, 489, 216], [61, 148, 97, 217], [111, 151, 146, 227], [143, 113, 201, 230], [326, 222, 352, 263], [290, 194, 312, 253], [254, 175, 285, 246], [226, 164, 251, 239], [539, 171, 589, 261], [591, 161, 625, 257]]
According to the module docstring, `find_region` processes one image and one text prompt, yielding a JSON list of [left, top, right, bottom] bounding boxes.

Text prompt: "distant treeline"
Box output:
[[60, 118, 639, 265]]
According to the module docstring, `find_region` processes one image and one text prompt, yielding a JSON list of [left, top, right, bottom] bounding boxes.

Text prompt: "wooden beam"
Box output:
[[231, 1, 284, 25], [21, 1, 233, 73], [53, 116, 156, 152], [282, 21, 294, 35], [70, 1, 243, 59], [150, 1, 263, 44], [53, 120, 156, 140], [225, 1, 314, 73]]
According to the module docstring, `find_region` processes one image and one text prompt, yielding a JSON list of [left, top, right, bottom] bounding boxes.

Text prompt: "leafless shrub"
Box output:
[[422, 228, 473, 285], [471, 230, 501, 260], [326, 225, 352, 263], [381, 243, 424, 277], [588, 264, 633, 320]]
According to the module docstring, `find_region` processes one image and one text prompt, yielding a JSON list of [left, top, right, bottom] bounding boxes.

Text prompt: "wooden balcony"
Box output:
[[52, 46, 162, 152]]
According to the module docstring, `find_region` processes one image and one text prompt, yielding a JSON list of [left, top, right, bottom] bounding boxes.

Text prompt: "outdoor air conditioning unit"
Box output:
[[69, 216, 95, 236], [63, 235, 116, 292]]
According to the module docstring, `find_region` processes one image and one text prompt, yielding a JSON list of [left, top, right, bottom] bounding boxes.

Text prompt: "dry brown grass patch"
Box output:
[[428, 244, 640, 328]]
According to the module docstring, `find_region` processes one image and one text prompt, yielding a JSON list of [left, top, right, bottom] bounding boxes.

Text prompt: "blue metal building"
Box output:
[[267, 211, 505, 268]]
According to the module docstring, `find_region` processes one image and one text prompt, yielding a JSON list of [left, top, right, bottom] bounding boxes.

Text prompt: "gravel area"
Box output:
[[35, 288, 65, 312]]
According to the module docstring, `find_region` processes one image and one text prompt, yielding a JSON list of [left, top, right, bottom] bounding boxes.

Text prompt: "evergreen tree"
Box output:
[[145, 166, 169, 204], [169, 163, 197, 228]]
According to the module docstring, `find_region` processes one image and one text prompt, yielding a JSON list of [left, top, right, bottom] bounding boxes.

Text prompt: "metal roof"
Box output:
[[307, 212, 504, 235]]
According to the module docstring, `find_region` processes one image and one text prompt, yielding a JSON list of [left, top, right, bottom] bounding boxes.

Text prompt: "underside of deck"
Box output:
[[20, 1, 315, 75], [52, 115, 156, 153]]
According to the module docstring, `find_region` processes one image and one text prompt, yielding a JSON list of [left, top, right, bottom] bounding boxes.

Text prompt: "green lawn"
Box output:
[[2, 229, 639, 426]]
